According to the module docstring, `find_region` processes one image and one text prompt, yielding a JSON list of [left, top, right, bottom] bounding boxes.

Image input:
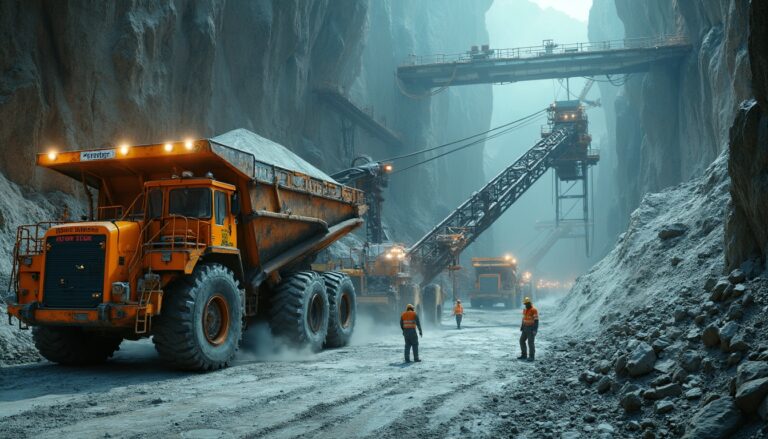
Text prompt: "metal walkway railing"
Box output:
[[401, 35, 689, 67]]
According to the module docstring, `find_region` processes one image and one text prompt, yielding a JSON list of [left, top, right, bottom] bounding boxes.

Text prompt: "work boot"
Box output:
[[528, 356, 535, 362], [517, 355, 527, 360], [405, 359, 411, 363], [414, 358, 422, 362]]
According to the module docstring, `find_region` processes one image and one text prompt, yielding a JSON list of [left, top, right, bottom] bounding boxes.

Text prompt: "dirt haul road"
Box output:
[[0, 305, 553, 439]]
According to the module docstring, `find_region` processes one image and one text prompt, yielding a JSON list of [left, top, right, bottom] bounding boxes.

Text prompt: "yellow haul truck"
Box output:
[[469, 256, 521, 308], [6, 129, 366, 370]]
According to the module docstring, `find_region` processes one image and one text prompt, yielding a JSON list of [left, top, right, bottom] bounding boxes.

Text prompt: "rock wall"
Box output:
[[0, 1, 493, 266], [589, 0, 752, 244], [725, 1, 768, 271]]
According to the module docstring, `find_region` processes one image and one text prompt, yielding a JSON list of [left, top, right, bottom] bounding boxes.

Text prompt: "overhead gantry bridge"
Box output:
[[397, 36, 691, 89]]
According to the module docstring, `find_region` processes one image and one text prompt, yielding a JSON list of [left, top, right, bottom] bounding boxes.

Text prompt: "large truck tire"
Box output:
[[270, 271, 329, 352], [321, 271, 356, 348], [33, 326, 122, 365], [153, 263, 243, 371]]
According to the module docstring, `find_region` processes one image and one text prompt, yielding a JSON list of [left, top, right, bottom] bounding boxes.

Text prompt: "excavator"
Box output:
[[320, 99, 596, 323]]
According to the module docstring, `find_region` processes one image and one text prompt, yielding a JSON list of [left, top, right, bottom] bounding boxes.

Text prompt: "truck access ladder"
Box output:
[[407, 127, 573, 286]]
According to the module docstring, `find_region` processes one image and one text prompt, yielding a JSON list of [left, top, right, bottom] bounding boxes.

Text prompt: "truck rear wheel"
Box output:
[[270, 271, 329, 352], [153, 263, 243, 371], [33, 326, 122, 365], [321, 272, 356, 348]]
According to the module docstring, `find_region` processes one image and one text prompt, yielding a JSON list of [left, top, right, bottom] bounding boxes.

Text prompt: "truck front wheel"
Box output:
[[321, 272, 356, 348], [33, 327, 122, 365], [270, 271, 329, 352], [153, 263, 243, 371]]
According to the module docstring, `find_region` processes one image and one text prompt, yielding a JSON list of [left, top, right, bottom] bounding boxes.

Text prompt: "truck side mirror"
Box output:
[[231, 193, 241, 216]]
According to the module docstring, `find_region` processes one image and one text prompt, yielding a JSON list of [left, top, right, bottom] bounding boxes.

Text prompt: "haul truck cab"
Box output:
[[7, 129, 365, 370]]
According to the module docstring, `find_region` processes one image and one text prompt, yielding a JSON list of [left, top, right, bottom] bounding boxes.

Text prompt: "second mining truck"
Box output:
[[6, 129, 365, 370]]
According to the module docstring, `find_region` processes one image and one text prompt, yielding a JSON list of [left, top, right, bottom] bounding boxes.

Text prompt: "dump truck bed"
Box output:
[[38, 129, 366, 276]]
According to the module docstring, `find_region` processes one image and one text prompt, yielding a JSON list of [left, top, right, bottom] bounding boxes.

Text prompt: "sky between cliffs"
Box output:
[[531, 0, 592, 22]]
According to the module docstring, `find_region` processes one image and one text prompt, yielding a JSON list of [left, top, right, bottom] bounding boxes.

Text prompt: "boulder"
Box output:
[[729, 334, 750, 353], [735, 361, 768, 388], [726, 303, 743, 321], [728, 269, 746, 284], [644, 383, 682, 400], [684, 388, 702, 400], [596, 376, 613, 394], [683, 397, 742, 439], [731, 284, 746, 299], [655, 400, 674, 414], [710, 279, 730, 301], [615, 354, 628, 376], [659, 223, 688, 239], [620, 391, 642, 413], [680, 351, 702, 372], [719, 322, 739, 352], [595, 360, 611, 375], [701, 324, 720, 347], [652, 338, 671, 353], [703, 277, 717, 292], [735, 377, 768, 413], [627, 342, 657, 377]]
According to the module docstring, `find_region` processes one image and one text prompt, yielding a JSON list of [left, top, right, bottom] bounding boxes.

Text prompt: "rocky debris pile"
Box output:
[[483, 154, 768, 438], [0, 305, 41, 366]]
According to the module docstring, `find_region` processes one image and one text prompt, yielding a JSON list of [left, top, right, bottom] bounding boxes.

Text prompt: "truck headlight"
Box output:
[[111, 282, 130, 303]]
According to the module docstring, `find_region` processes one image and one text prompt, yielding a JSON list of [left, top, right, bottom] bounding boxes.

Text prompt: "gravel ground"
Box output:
[[0, 305, 552, 439]]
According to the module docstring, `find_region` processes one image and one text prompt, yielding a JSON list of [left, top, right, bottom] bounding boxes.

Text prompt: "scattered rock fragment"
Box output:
[[655, 400, 674, 414], [644, 383, 682, 400], [701, 324, 720, 347], [626, 342, 657, 377], [683, 397, 742, 439], [728, 269, 746, 284], [719, 322, 739, 352], [658, 223, 687, 240], [734, 377, 768, 413], [679, 351, 702, 372], [596, 376, 613, 394], [684, 388, 702, 400], [620, 391, 642, 413], [735, 361, 768, 388]]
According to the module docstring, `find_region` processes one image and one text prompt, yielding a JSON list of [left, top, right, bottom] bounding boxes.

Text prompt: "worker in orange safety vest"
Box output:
[[451, 299, 464, 329], [518, 296, 539, 361], [400, 304, 422, 363]]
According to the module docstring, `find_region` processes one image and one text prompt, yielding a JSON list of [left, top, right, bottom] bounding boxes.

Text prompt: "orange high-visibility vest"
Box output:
[[454, 304, 463, 315], [522, 306, 539, 326], [401, 310, 417, 329]]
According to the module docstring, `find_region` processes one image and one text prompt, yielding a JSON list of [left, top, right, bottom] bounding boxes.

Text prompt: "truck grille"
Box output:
[[42, 235, 106, 308]]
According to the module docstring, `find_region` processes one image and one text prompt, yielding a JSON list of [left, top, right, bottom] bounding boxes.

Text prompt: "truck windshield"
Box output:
[[147, 189, 163, 219], [168, 188, 212, 219]]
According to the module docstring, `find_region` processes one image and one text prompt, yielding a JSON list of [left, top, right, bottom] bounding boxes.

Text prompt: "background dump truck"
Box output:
[[6, 129, 366, 370], [315, 243, 444, 325], [469, 256, 521, 309]]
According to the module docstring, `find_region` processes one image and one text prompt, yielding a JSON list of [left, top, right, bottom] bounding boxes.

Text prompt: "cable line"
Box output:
[[380, 108, 547, 163], [391, 111, 547, 175]]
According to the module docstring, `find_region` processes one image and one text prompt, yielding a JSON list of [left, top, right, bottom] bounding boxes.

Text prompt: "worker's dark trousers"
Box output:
[[403, 328, 419, 361], [520, 326, 536, 358], [455, 314, 463, 329]]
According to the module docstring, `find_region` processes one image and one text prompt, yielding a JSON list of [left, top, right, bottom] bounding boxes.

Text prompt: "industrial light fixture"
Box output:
[[164, 143, 173, 152], [47, 150, 58, 161], [382, 163, 394, 173], [119, 144, 130, 155], [185, 139, 194, 150]]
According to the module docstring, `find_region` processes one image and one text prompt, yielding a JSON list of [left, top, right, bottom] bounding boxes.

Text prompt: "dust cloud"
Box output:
[[236, 323, 314, 363]]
